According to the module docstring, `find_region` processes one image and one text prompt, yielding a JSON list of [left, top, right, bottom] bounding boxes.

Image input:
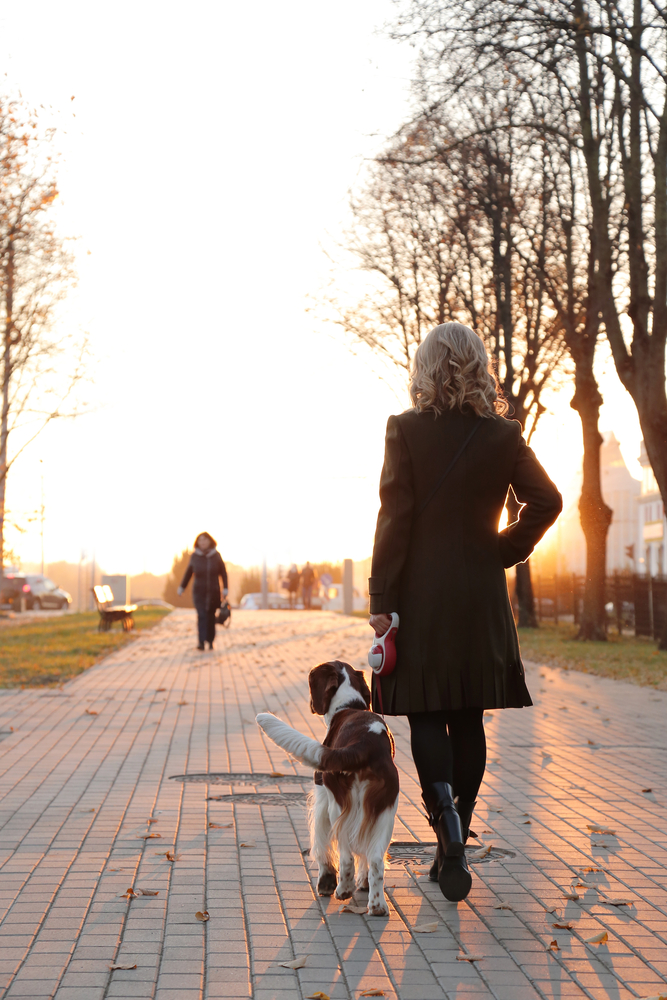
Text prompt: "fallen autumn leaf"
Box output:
[[470, 844, 492, 859], [552, 922, 574, 929], [109, 964, 137, 971], [84, 709, 98, 716], [135, 888, 159, 896], [563, 893, 580, 901], [457, 953, 482, 962], [209, 823, 233, 829], [278, 956, 307, 969], [240, 841, 256, 848], [306, 993, 330, 1000], [587, 825, 616, 835], [143, 833, 161, 839], [195, 911, 209, 922], [547, 940, 560, 951], [341, 904, 368, 914], [603, 897, 632, 906], [494, 904, 512, 910], [359, 992, 386, 997], [584, 930, 608, 944]]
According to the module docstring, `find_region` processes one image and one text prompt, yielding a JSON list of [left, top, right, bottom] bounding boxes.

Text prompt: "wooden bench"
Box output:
[[93, 585, 137, 632]]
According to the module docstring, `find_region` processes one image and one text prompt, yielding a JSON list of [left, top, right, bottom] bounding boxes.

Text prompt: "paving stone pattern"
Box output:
[[0, 609, 666, 1000]]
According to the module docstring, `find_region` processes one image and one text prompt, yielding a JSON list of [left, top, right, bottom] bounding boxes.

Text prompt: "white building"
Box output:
[[553, 433, 640, 574], [637, 441, 666, 576]]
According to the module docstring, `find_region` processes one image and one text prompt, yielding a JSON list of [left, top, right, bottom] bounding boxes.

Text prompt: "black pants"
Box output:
[[407, 708, 486, 803], [194, 601, 216, 645]]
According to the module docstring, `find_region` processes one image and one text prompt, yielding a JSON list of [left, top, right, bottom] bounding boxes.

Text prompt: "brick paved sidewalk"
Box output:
[[0, 609, 666, 1000]]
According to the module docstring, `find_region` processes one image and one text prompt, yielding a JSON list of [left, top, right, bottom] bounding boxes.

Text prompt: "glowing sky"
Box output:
[[1, 0, 644, 575]]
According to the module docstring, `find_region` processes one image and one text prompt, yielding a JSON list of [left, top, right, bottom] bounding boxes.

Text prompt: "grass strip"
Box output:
[[519, 621, 667, 689], [0, 608, 171, 688]]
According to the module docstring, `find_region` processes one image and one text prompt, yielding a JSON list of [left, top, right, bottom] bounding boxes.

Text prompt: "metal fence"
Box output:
[[530, 572, 667, 640]]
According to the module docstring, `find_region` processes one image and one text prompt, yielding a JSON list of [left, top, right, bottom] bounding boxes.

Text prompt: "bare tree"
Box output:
[[0, 100, 85, 572], [331, 91, 569, 624]]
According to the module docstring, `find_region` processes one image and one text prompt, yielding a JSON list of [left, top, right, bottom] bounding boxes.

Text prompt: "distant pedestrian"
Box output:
[[286, 564, 300, 609], [369, 322, 562, 903], [301, 562, 316, 610], [178, 532, 228, 650]]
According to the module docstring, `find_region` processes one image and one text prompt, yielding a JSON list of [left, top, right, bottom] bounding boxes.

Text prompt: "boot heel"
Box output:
[[438, 855, 472, 902]]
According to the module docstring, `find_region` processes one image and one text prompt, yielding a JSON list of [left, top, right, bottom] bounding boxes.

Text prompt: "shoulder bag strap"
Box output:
[[416, 419, 483, 518]]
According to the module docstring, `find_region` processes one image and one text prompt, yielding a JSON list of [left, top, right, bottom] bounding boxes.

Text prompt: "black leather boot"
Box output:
[[428, 795, 476, 902], [457, 799, 477, 841], [422, 782, 465, 859]]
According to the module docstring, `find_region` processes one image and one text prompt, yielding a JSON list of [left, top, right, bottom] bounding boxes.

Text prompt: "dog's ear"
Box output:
[[349, 667, 372, 709], [309, 661, 342, 715]]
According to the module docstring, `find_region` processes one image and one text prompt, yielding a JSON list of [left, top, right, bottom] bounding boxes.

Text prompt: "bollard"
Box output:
[[343, 559, 353, 616], [261, 557, 268, 611]]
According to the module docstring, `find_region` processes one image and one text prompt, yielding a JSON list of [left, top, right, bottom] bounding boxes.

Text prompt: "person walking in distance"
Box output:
[[301, 561, 316, 610], [368, 323, 561, 903], [286, 564, 300, 609], [178, 532, 228, 650]]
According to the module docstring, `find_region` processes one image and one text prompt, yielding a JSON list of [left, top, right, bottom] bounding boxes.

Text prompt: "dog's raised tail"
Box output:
[[255, 713, 324, 769]]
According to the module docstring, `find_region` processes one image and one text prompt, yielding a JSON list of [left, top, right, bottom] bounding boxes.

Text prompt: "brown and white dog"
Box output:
[[255, 660, 399, 916]]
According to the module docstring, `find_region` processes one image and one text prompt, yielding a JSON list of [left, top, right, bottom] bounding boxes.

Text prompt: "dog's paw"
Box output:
[[355, 878, 369, 892], [334, 885, 354, 900], [367, 898, 389, 917], [317, 871, 338, 896]]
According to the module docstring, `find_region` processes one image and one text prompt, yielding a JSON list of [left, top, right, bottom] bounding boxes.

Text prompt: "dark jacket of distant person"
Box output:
[[180, 535, 228, 610], [369, 408, 562, 715]]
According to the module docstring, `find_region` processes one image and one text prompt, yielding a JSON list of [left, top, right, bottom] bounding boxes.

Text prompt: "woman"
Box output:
[[287, 564, 300, 609], [178, 532, 228, 650], [368, 323, 561, 903]]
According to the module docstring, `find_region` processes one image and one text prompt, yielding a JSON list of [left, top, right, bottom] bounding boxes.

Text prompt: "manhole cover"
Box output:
[[387, 842, 515, 865], [170, 772, 309, 786], [206, 793, 309, 805]]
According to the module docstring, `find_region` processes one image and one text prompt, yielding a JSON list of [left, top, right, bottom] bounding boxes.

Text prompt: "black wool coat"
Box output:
[[180, 548, 228, 610], [369, 408, 562, 714]]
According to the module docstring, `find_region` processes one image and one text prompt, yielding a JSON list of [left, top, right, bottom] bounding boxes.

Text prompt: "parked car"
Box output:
[[239, 592, 291, 610], [0, 574, 72, 611]]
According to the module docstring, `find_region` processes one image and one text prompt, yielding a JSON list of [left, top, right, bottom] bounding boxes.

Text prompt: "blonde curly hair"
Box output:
[[409, 322, 507, 417]]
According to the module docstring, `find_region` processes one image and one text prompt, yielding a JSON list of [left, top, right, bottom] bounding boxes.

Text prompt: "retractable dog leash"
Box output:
[[368, 612, 399, 717]]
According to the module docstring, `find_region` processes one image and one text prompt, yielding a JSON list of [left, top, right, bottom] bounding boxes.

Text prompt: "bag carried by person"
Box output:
[[215, 602, 232, 628]]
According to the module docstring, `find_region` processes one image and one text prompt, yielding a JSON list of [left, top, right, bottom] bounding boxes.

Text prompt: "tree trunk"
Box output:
[[571, 364, 612, 640], [507, 488, 538, 627], [0, 241, 13, 575]]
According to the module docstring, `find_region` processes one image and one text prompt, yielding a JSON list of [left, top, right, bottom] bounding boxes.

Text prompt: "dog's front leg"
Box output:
[[310, 784, 337, 896], [366, 854, 388, 916], [334, 846, 355, 900]]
